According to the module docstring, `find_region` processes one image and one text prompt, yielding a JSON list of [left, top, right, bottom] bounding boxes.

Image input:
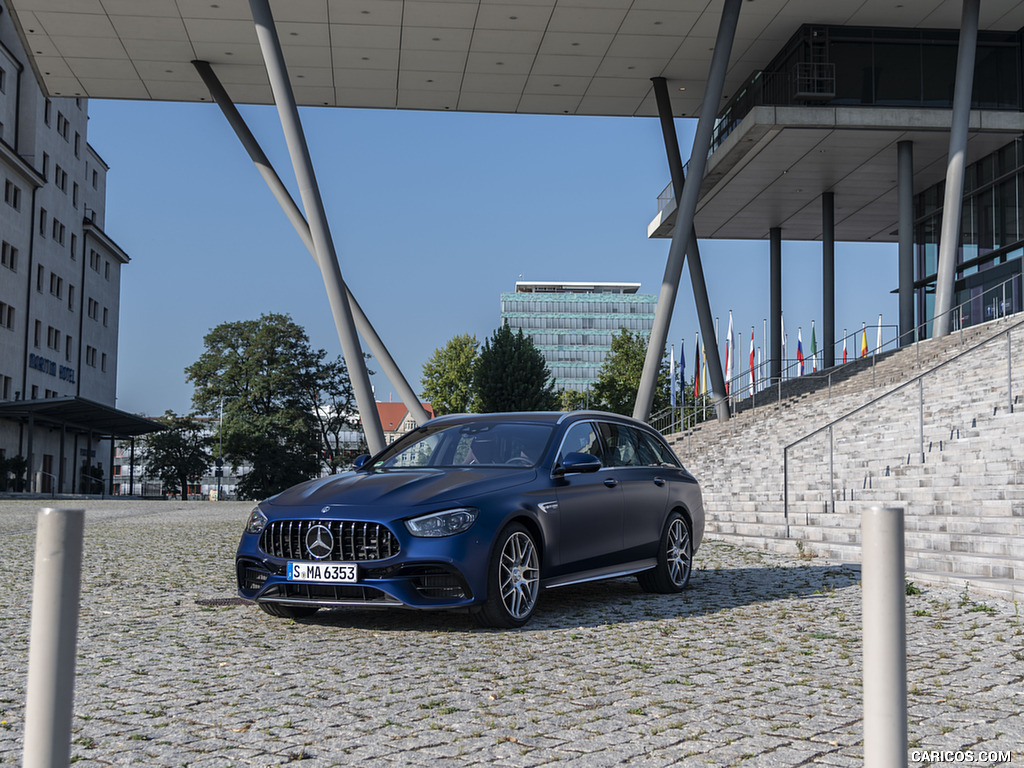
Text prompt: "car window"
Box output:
[[555, 421, 602, 467], [637, 430, 682, 467], [381, 431, 443, 468], [598, 422, 642, 467], [377, 422, 553, 469]]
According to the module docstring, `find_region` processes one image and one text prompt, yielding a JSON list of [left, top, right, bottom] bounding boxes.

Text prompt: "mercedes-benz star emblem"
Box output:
[[305, 524, 334, 560]]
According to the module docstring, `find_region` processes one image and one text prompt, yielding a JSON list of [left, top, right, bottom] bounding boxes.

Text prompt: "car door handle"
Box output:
[[653, 477, 665, 487], [603, 478, 618, 488]]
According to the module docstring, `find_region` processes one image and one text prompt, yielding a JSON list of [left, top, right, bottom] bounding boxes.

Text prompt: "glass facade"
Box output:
[[500, 283, 657, 392], [914, 139, 1024, 337]]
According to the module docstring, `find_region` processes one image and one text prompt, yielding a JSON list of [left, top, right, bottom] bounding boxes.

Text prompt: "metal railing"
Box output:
[[782, 305, 1022, 536], [659, 273, 1022, 435]]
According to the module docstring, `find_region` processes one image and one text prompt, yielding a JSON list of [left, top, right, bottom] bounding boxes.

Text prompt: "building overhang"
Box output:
[[7, 1, 1024, 119], [0, 397, 165, 438], [649, 106, 1024, 243]]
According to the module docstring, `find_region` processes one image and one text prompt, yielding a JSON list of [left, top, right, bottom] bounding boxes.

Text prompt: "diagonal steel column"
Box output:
[[634, 2, 741, 424], [192, 60, 429, 428], [248, 0, 384, 454], [645, 77, 727, 425], [933, 0, 979, 338]]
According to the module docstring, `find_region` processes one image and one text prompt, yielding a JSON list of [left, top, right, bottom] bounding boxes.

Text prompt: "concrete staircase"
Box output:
[[666, 313, 1024, 601]]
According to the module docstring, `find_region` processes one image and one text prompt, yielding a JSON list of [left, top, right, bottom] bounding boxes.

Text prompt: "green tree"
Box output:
[[472, 324, 558, 413], [557, 388, 589, 412], [186, 313, 357, 499], [591, 329, 671, 416], [143, 411, 212, 499], [420, 334, 478, 416], [303, 356, 365, 474]]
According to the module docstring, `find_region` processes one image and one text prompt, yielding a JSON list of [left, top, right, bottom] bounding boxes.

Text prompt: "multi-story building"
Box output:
[[0, 0, 157, 494], [500, 281, 657, 393]]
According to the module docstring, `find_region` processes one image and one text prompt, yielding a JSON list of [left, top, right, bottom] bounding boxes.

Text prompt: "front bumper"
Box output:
[[235, 515, 494, 611]]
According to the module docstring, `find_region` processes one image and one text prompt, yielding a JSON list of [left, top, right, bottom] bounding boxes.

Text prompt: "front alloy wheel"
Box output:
[[476, 523, 540, 628], [637, 512, 692, 593]]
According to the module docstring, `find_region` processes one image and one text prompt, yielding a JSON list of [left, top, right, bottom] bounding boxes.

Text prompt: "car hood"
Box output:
[[265, 467, 537, 513]]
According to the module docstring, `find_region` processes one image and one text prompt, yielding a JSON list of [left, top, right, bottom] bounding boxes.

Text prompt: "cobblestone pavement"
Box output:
[[0, 499, 1020, 767]]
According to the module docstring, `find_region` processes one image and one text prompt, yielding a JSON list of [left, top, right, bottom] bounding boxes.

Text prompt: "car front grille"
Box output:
[[260, 520, 400, 562], [260, 583, 402, 605]]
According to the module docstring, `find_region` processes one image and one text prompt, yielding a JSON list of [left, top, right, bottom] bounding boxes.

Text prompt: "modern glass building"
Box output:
[[500, 281, 657, 393]]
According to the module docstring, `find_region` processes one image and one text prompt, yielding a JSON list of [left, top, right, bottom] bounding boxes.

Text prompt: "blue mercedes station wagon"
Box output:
[[236, 411, 704, 627]]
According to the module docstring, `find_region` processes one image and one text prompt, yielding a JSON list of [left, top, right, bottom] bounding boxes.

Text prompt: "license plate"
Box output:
[[287, 562, 358, 583]]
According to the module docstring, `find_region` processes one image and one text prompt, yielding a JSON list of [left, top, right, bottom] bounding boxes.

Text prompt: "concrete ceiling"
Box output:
[[8, 0, 1024, 244], [8, 0, 1024, 116]]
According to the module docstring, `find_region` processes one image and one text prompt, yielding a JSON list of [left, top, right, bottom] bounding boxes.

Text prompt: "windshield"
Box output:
[[374, 422, 554, 469]]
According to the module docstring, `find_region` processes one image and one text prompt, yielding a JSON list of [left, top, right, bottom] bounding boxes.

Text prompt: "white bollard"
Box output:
[[861, 506, 908, 768], [22, 508, 84, 768]]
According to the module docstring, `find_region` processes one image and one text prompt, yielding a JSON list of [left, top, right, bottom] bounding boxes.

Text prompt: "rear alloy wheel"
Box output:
[[637, 512, 692, 593], [258, 602, 320, 620], [476, 523, 540, 628]]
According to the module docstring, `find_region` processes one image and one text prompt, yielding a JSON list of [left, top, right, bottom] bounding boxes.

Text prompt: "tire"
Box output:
[[475, 522, 541, 628], [637, 512, 692, 593], [258, 602, 320, 620]]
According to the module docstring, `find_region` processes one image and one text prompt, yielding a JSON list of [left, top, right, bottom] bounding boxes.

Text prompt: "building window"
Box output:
[[89, 250, 101, 272], [34, 320, 41, 348], [72, 183, 79, 209], [102, 307, 108, 326], [49, 273, 63, 299], [1, 242, 17, 272], [91, 169, 98, 189], [55, 166, 67, 193], [0, 67, 5, 94], [42, 153, 49, 180], [56, 112, 69, 140], [101, 353, 107, 372], [47, 326, 61, 351], [1, 375, 11, 400], [87, 298, 98, 320], [65, 335, 73, 362], [31, 385, 38, 399], [3, 180, 21, 210], [51, 219, 66, 245], [104, 261, 110, 280], [68, 285, 75, 311], [70, 233, 77, 260], [36, 264, 44, 292], [86, 345, 97, 367], [0, 301, 13, 330], [38, 208, 47, 237], [44, 99, 51, 126], [74, 133, 81, 158]]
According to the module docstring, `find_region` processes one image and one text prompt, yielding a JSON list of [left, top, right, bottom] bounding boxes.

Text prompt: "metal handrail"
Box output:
[[782, 313, 1022, 535]]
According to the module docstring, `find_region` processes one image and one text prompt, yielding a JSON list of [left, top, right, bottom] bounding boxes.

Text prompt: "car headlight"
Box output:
[[245, 507, 268, 534], [405, 508, 478, 537]]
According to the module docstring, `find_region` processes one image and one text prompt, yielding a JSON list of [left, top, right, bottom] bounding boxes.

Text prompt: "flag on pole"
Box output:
[[701, 338, 708, 396], [797, 327, 805, 376], [781, 313, 787, 379], [669, 345, 676, 408], [749, 327, 756, 396], [724, 311, 733, 396], [810, 321, 818, 373], [860, 322, 868, 358], [680, 341, 686, 404], [757, 346, 762, 391], [842, 329, 848, 364], [694, 333, 701, 399], [876, 313, 883, 354]]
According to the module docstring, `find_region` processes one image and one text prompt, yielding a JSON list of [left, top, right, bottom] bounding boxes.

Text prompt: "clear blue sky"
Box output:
[[87, 98, 899, 417]]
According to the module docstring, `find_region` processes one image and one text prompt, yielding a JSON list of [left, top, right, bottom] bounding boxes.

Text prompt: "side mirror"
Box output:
[[556, 452, 602, 476], [352, 454, 372, 469]]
